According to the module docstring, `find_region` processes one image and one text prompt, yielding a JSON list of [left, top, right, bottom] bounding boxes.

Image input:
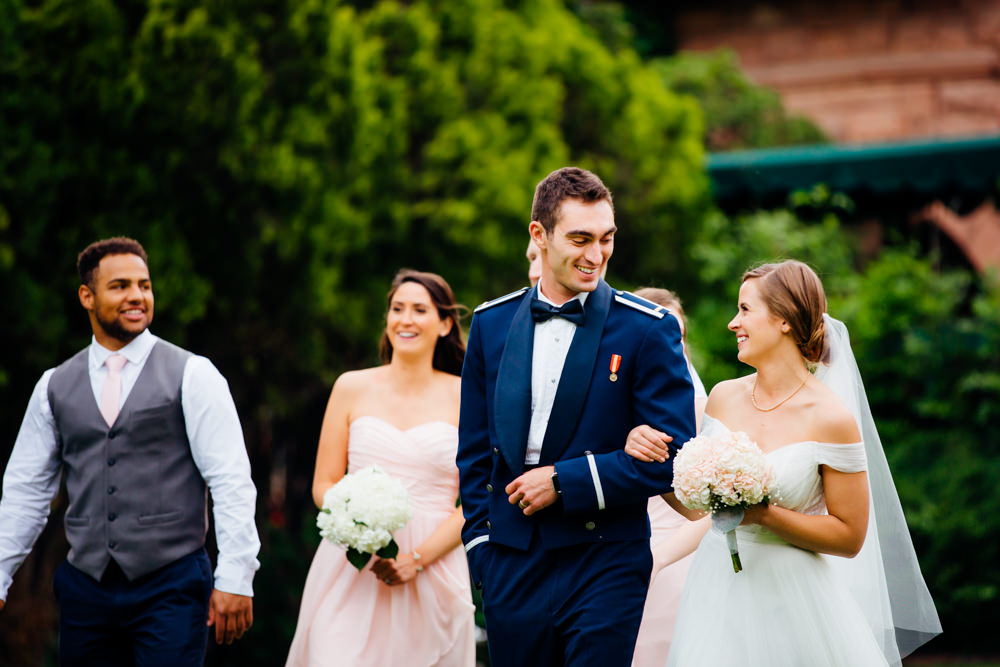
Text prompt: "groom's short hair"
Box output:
[[531, 167, 613, 235], [77, 237, 149, 288]]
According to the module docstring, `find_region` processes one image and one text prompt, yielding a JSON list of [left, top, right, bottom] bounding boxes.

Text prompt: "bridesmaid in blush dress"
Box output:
[[630, 288, 708, 667], [286, 270, 475, 667]]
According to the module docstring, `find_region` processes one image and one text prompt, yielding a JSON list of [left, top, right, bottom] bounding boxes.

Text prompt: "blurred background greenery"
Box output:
[[1, 0, 997, 664]]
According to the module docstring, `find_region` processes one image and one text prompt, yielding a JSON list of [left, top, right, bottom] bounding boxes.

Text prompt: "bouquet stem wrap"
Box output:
[[711, 506, 745, 573]]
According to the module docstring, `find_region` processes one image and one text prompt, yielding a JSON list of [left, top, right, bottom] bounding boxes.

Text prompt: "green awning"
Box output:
[[707, 134, 1000, 207]]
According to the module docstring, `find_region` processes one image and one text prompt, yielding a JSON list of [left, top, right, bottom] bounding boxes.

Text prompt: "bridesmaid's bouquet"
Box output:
[[673, 430, 774, 572], [317, 466, 413, 571]]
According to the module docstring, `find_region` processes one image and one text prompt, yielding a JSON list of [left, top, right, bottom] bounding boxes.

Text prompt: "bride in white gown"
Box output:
[[625, 260, 941, 666]]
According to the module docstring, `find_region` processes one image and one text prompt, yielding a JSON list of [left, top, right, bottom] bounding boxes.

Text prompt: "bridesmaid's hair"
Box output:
[[379, 269, 466, 376], [742, 260, 828, 364]]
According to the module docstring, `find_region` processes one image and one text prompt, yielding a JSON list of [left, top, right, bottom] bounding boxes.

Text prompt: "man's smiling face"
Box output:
[[531, 198, 615, 304], [80, 253, 154, 349]]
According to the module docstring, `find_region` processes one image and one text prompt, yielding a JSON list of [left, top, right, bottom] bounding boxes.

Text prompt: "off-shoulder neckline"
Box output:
[[701, 414, 862, 456]]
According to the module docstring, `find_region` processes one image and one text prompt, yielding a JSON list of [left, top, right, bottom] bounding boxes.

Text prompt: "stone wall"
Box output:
[[675, 0, 1000, 143]]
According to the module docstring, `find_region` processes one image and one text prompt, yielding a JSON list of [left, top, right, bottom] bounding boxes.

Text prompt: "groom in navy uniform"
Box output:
[[457, 167, 696, 665]]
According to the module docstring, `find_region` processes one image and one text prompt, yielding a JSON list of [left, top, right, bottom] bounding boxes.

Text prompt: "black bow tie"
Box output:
[[530, 297, 586, 326]]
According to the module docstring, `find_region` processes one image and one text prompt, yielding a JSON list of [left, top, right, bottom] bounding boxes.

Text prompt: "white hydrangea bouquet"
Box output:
[[317, 466, 413, 571], [673, 430, 774, 572]]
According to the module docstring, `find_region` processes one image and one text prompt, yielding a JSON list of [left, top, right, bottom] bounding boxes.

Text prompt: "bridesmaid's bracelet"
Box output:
[[412, 551, 423, 573]]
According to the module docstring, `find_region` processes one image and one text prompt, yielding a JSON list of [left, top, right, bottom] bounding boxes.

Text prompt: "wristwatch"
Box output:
[[551, 470, 562, 496]]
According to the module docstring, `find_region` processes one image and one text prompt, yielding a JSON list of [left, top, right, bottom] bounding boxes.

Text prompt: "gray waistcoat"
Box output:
[[47, 339, 208, 581]]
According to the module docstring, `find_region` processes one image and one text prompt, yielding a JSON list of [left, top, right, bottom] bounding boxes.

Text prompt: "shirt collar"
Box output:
[[536, 282, 590, 308], [89, 329, 157, 370]]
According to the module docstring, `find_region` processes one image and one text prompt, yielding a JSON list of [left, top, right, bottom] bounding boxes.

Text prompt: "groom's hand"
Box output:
[[207, 589, 253, 645], [506, 466, 558, 516]]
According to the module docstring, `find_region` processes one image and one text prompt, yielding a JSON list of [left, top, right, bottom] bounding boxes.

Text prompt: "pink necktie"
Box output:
[[100, 354, 128, 427]]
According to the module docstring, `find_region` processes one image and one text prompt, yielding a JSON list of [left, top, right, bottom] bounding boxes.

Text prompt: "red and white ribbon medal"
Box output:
[[609, 354, 622, 382]]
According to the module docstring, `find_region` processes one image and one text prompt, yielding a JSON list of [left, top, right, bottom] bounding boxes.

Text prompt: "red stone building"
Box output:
[[675, 0, 1000, 144], [673, 0, 1000, 272]]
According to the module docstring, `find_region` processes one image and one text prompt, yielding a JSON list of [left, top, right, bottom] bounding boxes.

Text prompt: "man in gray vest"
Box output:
[[0, 237, 260, 665]]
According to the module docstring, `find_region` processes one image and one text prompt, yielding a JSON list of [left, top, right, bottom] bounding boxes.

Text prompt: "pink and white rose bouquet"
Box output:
[[673, 430, 774, 572]]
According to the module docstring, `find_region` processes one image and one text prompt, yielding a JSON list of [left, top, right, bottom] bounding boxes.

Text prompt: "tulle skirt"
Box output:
[[668, 528, 889, 667]]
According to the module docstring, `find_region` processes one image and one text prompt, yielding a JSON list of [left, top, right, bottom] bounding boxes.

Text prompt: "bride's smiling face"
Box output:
[[728, 278, 788, 365]]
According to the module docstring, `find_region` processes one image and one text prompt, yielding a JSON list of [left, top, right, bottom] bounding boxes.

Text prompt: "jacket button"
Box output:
[[107, 457, 116, 466], [108, 512, 117, 521], [486, 484, 493, 493], [486, 521, 492, 529], [107, 486, 115, 495], [108, 431, 117, 440], [585, 521, 596, 530], [492, 447, 499, 454], [108, 541, 117, 549]]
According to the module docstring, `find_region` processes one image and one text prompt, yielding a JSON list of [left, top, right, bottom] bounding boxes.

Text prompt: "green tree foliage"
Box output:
[[653, 50, 828, 152], [842, 252, 1000, 651], [0, 0, 707, 662]]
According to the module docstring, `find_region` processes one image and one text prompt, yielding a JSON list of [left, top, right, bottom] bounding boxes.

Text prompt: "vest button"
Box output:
[[107, 486, 115, 495], [108, 541, 117, 549], [486, 484, 493, 493], [585, 521, 596, 530], [107, 457, 116, 466], [108, 512, 117, 521]]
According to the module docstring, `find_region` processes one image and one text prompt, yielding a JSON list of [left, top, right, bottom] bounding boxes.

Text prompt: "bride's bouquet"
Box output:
[[673, 430, 774, 572], [317, 466, 413, 571]]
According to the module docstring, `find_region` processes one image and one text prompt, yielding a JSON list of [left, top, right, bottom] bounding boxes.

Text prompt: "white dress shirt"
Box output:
[[525, 286, 589, 464], [0, 329, 260, 599]]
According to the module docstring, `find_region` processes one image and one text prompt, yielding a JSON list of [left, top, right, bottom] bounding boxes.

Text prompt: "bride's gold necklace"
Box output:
[[751, 374, 808, 412]]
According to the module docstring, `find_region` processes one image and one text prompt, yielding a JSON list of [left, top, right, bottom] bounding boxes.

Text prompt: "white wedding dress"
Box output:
[[667, 414, 889, 666]]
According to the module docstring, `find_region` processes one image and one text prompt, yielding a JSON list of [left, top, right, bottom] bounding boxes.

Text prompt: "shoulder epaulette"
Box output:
[[474, 287, 530, 313], [613, 290, 667, 319]]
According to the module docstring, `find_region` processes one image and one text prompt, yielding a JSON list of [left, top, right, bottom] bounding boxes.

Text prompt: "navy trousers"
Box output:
[[54, 549, 214, 667], [481, 538, 652, 667]]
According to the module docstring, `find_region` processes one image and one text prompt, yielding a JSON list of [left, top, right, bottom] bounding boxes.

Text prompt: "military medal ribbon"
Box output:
[[609, 354, 622, 382]]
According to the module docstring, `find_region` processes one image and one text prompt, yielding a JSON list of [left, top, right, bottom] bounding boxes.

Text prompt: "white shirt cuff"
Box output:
[[0, 571, 12, 602], [213, 560, 257, 597]]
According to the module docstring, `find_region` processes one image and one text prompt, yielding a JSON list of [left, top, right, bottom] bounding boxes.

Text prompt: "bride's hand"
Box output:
[[370, 552, 423, 586], [624, 425, 673, 463], [741, 502, 770, 525]]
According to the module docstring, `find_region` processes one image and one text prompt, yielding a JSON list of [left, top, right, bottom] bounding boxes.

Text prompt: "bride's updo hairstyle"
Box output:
[[742, 260, 829, 364], [380, 269, 467, 376]]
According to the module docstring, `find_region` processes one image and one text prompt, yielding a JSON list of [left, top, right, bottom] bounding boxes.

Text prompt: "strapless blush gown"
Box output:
[[286, 417, 476, 667]]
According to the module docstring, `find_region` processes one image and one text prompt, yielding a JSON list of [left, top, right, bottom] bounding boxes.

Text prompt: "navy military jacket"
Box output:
[[457, 280, 696, 584]]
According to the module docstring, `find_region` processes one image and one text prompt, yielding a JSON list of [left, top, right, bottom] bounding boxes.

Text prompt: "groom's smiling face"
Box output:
[[530, 198, 615, 304]]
